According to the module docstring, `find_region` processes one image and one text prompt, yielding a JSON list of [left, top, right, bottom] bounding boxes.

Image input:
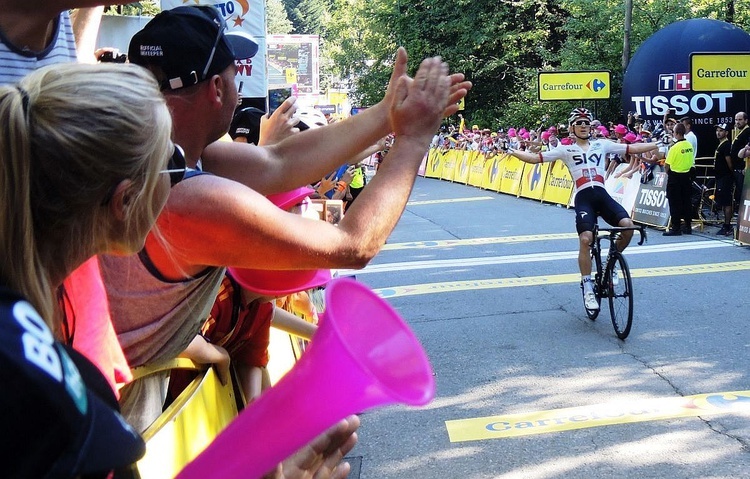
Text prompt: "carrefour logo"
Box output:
[[587, 78, 606, 92]]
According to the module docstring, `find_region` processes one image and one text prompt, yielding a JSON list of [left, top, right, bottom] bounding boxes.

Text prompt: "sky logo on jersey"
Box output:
[[587, 78, 606, 93], [658, 73, 691, 92]]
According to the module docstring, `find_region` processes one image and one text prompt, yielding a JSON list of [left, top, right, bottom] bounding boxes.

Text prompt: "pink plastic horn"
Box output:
[[176, 277, 435, 479]]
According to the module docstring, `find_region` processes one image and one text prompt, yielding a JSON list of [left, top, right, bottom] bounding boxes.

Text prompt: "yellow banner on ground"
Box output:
[[467, 153, 486, 188], [542, 160, 574, 206], [446, 390, 750, 442], [519, 162, 549, 200], [481, 155, 505, 191], [425, 149, 445, 179], [453, 150, 474, 184], [498, 155, 524, 196], [441, 150, 458, 182]]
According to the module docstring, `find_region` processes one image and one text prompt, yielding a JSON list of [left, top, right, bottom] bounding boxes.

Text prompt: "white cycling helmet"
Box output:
[[297, 108, 328, 129], [568, 107, 594, 125]]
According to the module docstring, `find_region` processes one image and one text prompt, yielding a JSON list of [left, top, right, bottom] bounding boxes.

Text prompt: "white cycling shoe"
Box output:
[[584, 291, 599, 310]]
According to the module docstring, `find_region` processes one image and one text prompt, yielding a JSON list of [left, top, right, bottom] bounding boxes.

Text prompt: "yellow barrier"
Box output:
[[498, 155, 524, 196], [136, 360, 239, 479], [441, 150, 458, 182], [519, 162, 550, 201], [467, 153, 486, 188]]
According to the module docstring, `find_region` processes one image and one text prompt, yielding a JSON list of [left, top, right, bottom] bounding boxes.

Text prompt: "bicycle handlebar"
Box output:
[[596, 225, 647, 245]]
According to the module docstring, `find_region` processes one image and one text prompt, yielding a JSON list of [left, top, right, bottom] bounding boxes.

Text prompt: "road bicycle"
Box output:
[[581, 224, 647, 339]]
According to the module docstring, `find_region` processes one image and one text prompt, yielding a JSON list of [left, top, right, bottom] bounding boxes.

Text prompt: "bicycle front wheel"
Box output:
[[606, 252, 633, 339]]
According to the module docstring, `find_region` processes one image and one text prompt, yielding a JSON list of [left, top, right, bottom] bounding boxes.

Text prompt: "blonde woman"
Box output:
[[0, 62, 175, 477]]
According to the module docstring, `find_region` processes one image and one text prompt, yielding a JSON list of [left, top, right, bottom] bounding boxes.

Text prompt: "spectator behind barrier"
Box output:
[[102, 5, 469, 439]]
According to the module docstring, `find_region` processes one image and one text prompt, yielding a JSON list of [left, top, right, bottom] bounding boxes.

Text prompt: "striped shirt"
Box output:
[[0, 11, 77, 86]]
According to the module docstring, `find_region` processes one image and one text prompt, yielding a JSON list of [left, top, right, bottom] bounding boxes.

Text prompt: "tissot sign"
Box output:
[[622, 18, 750, 158]]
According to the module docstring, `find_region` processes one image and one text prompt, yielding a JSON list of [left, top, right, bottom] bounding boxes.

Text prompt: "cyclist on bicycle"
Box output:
[[508, 107, 658, 310]]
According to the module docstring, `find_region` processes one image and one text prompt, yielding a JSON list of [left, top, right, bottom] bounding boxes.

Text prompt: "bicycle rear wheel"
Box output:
[[606, 252, 633, 339], [583, 250, 601, 320]]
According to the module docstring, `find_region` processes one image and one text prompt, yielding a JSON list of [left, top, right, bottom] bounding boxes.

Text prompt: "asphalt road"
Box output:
[[343, 175, 750, 479]]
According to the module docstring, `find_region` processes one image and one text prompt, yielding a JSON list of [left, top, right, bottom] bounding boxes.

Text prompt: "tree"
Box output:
[[268, 0, 294, 34], [104, 1, 160, 16]]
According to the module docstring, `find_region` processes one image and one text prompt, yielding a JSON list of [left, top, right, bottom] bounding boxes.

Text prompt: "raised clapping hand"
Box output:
[[384, 48, 471, 130]]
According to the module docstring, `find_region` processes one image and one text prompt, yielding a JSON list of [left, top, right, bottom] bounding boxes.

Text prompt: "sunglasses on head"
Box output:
[[162, 144, 187, 187], [199, 6, 228, 81], [573, 120, 591, 126]]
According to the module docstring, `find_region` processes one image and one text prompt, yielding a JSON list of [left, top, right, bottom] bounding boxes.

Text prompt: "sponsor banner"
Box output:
[[621, 19, 750, 158], [441, 150, 458, 182], [604, 164, 642, 215], [453, 151, 474, 185], [538, 71, 611, 101], [467, 153, 486, 188], [482, 155, 505, 191], [691, 53, 750, 92], [737, 171, 750, 245], [162, 0, 267, 98], [631, 172, 670, 227], [542, 160, 573, 206], [498, 156, 524, 196], [519, 162, 549, 200], [424, 149, 444, 179], [446, 390, 750, 442]]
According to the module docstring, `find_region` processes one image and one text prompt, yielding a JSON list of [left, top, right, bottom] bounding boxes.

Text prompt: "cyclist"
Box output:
[[508, 108, 658, 310]]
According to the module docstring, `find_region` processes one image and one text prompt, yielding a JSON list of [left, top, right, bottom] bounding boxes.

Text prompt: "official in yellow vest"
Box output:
[[663, 123, 695, 236]]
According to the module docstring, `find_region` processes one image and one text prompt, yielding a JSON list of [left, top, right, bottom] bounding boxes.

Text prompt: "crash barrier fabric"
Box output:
[[422, 149, 750, 241]]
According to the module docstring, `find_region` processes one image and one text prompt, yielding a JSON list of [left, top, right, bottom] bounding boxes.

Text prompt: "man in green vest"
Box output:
[[663, 122, 695, 236]]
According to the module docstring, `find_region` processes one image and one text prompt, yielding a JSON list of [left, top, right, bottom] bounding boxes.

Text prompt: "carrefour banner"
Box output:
[[631, 172, 670, 227], [425, 149, 445, 179], [542, 160, 573, 206], [519, 162, 549, 200], [482, 155, 505, 191], [538, 71, 611, 101], [691, 53, 750, 92], [161, 0, 266, 98], [468, 153, 485, 188], [498, 156, 524, 196], [441, 150, 458, 182], [453, 151, 474, 185]]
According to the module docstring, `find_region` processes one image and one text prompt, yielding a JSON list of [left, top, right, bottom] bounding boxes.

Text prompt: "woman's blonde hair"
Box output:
[[0, 62, 173, 325]]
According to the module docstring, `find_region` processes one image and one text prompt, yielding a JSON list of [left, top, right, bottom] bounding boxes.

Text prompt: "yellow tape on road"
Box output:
[[446, 390, 750, 442]]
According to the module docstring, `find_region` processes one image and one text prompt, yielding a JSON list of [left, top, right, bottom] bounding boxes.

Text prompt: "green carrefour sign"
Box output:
[[691, 52, 750, 91], [538, 71, 611, 101]]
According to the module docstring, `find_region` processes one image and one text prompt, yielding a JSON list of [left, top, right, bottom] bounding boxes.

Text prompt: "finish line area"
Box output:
[[445, 391, 750, 442]]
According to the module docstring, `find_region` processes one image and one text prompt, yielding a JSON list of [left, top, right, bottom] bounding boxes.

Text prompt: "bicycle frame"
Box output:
[[589, 224, 646, 294], [585, 223, 646, 339]]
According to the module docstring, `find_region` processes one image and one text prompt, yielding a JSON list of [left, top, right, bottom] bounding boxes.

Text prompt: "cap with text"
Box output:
[[129, 5, 259, 91], [0, 288, 145, 477]]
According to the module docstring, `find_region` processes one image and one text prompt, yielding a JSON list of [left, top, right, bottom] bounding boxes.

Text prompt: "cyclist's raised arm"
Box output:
[[507, 148, 544, 164], [625, 142, 659, 155]]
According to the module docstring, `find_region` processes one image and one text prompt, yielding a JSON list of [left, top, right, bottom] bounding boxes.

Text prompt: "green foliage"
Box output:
[[282, 0, 331, 34], [103, 2, 160, 16], [268, 0, 294, 34]]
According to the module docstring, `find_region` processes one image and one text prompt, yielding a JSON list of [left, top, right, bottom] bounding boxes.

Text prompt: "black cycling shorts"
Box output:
[[573, 186, 630, 234]]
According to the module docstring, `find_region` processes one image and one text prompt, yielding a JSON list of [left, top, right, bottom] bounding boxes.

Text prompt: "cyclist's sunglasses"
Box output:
[[573, 120, 591, 126]]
